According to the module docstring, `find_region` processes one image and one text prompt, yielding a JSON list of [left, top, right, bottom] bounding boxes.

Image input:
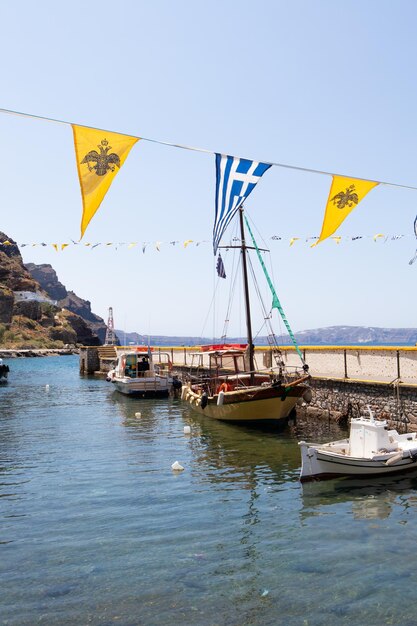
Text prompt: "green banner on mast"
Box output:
[[244, 216, 304, 363]]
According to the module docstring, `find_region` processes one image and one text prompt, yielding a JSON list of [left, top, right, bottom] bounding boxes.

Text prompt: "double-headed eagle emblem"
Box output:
[[81, 139, 120, 176], [331, 184, 359, 209]]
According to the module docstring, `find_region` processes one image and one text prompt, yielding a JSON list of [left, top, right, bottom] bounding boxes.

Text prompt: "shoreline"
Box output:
[[0, 349, 79, 358]]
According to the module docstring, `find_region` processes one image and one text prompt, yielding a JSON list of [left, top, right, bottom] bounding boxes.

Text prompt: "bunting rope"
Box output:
[[1, 107, 417, 191], [0, 234, 413, 251]]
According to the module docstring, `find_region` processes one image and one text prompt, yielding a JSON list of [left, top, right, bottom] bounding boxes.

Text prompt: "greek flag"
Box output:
[[213, 154, 271, 253], [216, 253, 226, 279]]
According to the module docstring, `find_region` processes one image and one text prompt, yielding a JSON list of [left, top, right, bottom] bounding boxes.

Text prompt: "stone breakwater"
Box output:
[[0, 349, 79, 358], [301, 378, 417, 432]]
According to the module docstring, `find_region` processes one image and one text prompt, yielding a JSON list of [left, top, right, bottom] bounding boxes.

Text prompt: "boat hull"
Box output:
[[113, 377, 171, 398], [183, 383, 308, 423], [299, 443, 417, 481]]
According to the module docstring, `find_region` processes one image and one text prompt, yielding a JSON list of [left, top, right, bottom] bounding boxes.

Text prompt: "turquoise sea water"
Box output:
[[1, 355, 417, 625]]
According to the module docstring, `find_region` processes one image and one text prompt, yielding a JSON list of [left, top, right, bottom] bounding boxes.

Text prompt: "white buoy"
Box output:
[[171, 461, 184, 472], [45, 384, 50, 391], [183, 425, 191, 435], [135, 412, 142, 418]]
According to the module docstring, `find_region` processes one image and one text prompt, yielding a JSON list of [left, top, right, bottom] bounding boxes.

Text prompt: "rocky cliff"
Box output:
[[0, 235, 38, 327], [0, 232, 103, 348], [25, 263, 108, 343]]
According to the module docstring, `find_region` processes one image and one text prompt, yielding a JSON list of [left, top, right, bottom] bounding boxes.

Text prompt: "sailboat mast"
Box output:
[[238, 207, 255, 380]]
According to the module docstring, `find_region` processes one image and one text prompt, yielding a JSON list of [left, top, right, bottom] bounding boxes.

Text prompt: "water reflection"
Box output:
[[300, 471, 417, 521], [4, 359, 417, 625], [184, 412, 301, 487], [112, 392, 417, 527], [107, 388, 179, 431]]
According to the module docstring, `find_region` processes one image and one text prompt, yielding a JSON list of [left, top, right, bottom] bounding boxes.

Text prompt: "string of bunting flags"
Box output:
[[1, 107, 417, 256], [0, 233, 413, 252]]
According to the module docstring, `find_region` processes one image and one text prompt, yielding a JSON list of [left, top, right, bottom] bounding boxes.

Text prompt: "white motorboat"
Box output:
[[299, 408, 417, 481], [107, 349, 180, 398]]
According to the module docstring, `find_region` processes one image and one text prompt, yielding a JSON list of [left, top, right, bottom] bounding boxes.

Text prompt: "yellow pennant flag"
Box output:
[[73, 125, 139, 238], [313, 176, 378, 246]]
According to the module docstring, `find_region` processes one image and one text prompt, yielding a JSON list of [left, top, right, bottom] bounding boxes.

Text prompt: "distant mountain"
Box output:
[[288, 326, 417, 346], [115, 326, 417, 347]]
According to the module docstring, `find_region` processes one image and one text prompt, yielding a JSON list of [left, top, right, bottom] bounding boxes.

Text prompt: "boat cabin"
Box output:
[[118, 352, 151, 378], [208, 349, 248, 375], [189, 348, 246, 377], [187, 345, 274, 395], [113, 349, 174, 380]]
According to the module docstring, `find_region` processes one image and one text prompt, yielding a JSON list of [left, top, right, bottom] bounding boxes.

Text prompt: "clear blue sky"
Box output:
[[1, 0, 417, 339]]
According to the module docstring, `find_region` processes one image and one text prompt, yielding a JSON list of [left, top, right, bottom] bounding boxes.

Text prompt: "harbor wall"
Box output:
[[80, 345, 417, 429], [79, 346, 100, 374], [306, 378, 417, 431]]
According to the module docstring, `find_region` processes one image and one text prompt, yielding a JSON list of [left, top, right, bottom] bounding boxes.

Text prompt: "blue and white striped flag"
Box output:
[[213, 154, 271, 254], [216, 253, 226, 279]]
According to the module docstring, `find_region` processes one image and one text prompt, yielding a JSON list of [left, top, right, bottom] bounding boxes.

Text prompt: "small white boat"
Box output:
[[299, 408, 417, 481], [107, 349, 180, 398]]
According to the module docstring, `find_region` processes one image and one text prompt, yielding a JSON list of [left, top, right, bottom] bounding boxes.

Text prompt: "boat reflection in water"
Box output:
[[300, 471, 417, 521], [184, 412, 302, 487], [110, 391, 417, 525], [108, 388, 178, 431]]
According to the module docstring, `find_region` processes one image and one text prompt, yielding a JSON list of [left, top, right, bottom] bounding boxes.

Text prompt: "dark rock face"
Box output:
[[0, 233, 22, 260], [25, 264, 107, 343], [49, 325, 78, 345], [13, 300, 43, 321], [38, 303, 57, 328], [62, 312, 101, 346], [0, 233, 39, 292], [0, 286, 14, 326], [25, 263, 67, 301], [59, 291, 107, 342], [0, 257, 38, 294]]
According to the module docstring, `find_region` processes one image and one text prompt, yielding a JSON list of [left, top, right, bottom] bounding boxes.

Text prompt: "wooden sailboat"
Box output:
[[181, 207, 311, 424]]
